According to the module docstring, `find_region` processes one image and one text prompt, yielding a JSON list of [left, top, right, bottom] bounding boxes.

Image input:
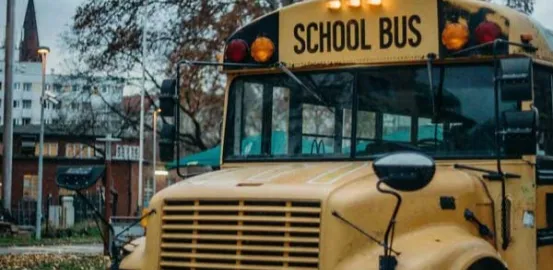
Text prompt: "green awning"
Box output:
[[166, 145, 221, 169]]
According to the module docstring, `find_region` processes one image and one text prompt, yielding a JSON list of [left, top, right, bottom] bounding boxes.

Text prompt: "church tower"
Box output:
[[19, 0, 40, 62]]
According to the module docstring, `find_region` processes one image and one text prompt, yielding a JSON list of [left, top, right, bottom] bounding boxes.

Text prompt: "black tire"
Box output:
[[467, 258, 507, 270]]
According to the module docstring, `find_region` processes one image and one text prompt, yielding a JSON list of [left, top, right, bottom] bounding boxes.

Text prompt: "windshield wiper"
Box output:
[[277, 62, 334, 112], [426, 53, 438, 121], [425, 53, 441, 148]]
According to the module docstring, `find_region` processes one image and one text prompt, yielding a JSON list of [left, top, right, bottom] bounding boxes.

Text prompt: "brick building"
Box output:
[[0, 125, 147, 219]]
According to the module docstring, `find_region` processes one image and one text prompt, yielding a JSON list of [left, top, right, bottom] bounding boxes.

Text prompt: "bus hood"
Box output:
[[152, 162, 374, 202]]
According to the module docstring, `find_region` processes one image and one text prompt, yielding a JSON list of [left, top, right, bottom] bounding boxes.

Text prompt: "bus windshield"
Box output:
[[223, 64, 518, 161]]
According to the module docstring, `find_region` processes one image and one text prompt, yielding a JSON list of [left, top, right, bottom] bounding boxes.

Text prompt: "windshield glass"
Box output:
[[223, 64, 518, 161]]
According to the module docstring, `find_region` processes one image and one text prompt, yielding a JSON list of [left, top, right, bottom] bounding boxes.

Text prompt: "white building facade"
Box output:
[[0, 60, 125, 130]]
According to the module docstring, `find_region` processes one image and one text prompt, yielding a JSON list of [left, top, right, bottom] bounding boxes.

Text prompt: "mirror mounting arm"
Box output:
[[332, 211, 400, 256], [377, 180, 402, 259]]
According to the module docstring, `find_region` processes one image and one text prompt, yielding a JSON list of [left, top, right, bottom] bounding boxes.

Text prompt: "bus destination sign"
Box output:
[[279, 0, 439, 66]]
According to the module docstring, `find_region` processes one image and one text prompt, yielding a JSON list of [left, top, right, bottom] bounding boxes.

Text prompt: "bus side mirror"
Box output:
[[160, 79, 177, 117], [502, 110, 537, 155], [159, 124, 176, 162], [373, 152, 436, 192], [499, 58, 532, 102]]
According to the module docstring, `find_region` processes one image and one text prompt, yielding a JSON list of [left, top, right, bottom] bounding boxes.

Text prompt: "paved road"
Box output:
[[0, 244, 103, 255]]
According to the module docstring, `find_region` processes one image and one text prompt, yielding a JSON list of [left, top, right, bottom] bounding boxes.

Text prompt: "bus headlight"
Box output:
[[251, 37, 275, 63], [442, 23, 469, 51]]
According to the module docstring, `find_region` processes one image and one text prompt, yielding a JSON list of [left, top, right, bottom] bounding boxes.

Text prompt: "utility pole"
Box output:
[[3, 0, 16, 214], [36, 46, 51, 240], [138, 0, 148, 214], [97, 134, 121, 255]]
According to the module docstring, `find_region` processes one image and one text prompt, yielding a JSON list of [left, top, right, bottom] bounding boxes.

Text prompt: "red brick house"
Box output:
[[0, 125, 146, 221]]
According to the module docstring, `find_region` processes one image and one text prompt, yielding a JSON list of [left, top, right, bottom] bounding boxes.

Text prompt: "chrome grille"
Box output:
[[160, 200, 321, 270]]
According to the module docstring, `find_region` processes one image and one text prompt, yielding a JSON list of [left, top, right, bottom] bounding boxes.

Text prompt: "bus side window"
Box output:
[[272, 87, 290, 155], [241, 82, 264, 156], [383, 114, 411, 142], [354, 110, 377, 153], [302, 104, 335, 154], [533, 67, 553, 156]]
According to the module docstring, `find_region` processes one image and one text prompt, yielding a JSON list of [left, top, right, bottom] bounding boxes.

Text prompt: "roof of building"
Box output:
[[0, 124, 138, 140], [19, 0, 40, 63]]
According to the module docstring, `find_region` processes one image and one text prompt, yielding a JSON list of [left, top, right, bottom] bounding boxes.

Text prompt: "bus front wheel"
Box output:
[[467, 258, 507, 270]]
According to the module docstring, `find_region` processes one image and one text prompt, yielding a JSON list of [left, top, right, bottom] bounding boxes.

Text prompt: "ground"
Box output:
[[0, 254, 108, 270], [0, 225, 107, 269]]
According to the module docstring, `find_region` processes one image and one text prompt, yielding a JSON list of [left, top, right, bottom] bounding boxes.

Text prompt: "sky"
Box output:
[[0, 0, 83, 73], [1, 0, 553, 74]]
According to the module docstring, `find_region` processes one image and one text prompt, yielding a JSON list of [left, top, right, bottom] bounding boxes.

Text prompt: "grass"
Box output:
[[0, 254, 109, 270], [0, 234, 102, 247], [0, 223, 103, 247]]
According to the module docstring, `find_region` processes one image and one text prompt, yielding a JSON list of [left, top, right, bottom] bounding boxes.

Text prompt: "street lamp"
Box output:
[[152, 108, 161, 198], [36, 46, 50, 240]]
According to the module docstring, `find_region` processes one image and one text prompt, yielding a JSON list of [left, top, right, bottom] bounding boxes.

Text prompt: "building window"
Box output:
[[23, 175, 38, 200], [23, 83, 32, 91], [65, 143, 95, 159], [53, 84, 62, 92], [0, 81, 3, 90], [22, 100, 32, 109], [72, 85, 79, 92], [94, 144, 105, 158], [35, 143, 58, 157], [13, 83, 20, 90], [13, 100, 19, 108], [22, 118, 31, 125]]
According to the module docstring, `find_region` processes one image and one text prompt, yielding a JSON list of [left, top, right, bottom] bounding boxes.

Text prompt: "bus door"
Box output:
[[534, 65, 553, 270]]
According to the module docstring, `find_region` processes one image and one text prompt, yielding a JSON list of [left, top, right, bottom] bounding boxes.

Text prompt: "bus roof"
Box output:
[[223, 0, 553, 70]]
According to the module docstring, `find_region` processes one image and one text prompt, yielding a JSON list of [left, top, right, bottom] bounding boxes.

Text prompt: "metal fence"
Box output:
[[13, 200, 37, 227], [7, 191, 105, 228], [73, 192, 105, 224]]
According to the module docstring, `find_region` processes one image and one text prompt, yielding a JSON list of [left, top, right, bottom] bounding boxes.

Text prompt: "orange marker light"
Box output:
[[140, 209, 150, 228], [251, 37, 275, 63], [367, 0, 382, 6], [327, 0, 342, 10], [348, 0, 361, 7], [442, 23, 469, 51]]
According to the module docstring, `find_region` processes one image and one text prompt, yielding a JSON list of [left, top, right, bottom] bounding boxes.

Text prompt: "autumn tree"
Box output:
[[63, 0, 272, 153]]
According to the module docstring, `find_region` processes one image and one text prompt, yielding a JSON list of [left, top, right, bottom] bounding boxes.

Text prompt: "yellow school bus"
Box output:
[[121, 0, 553, 269]]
